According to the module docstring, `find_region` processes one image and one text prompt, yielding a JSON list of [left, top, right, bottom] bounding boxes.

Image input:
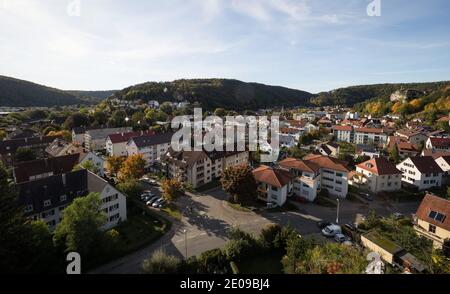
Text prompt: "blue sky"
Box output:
[[0, 0, 449, 93]]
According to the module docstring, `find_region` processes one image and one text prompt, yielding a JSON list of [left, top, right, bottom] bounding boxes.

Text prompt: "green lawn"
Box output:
[[238, 254, 284, 274]]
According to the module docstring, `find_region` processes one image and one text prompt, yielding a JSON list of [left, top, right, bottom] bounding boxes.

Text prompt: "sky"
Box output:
[[0, 0, 449, 93]]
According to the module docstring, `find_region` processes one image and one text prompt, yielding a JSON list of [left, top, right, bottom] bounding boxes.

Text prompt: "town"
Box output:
[[1, 93, 449, 274]]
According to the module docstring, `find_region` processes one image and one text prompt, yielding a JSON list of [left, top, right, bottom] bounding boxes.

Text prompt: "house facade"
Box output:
[[85, 127, 132, 151], [355, 157, 402, 193], [425, 137, 450, 152], [252, 165, 294, 207], [396, 157, 443, 190], [106, 130, 153, 157], [17, 169, 127, 231], [126, 133, 173, 168], [414, 194, 450, 249]]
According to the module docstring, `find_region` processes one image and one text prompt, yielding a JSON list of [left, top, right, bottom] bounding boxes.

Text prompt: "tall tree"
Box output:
[[220, 165, 257, 205], [53, 193, 106, 258], [118, 154, 146, 182], [161, 179, 184, 203], [388, 144, 400, 163], [106, 156, 126, 176]]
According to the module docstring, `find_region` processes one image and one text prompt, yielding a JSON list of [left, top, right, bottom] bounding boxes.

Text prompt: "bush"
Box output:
[[141, 249, 181, 274], [116, 180, 144, 199], [259, 224, 282, 249], [224, 239, 252, 262], [197, 248, 229, 274]]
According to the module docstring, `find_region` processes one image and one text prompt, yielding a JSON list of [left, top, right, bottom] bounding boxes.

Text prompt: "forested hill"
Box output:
[[111, 79, 315, 110], [0, 75, 86, 107], [311, 81, 449, 106]]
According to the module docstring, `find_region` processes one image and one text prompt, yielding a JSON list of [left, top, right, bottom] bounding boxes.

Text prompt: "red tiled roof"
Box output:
[[252, 165, 295, 188], [356, 157, 402, 176], [422, 149, 450, 159], [332, 125, 353, 131], [416, 194, 450, 232], [355, 127, 385, 134], [278, 157, 318, 173], [303, 154, 350, 172]]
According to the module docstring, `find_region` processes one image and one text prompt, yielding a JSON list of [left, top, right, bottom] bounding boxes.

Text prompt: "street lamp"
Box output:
[[183, 229, 188, 259], [336, 198, 340, 224]]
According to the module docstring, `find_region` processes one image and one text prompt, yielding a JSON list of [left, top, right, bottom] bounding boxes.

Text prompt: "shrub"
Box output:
[[141, 249, 181, 274], [259, 224, 282, 249]]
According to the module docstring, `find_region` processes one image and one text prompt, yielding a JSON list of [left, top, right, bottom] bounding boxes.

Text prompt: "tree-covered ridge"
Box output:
[[311, 81, 450, 107], [0, 75, 86, 107], [112, 78, 314, 110]]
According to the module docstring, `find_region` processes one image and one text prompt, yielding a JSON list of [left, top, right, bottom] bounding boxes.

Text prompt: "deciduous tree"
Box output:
[[118, 154, 146, 182], [161, 178, 184, 202], [220, 165, 257, 205]]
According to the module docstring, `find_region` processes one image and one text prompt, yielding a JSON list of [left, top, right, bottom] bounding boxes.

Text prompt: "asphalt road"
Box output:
[[91, 186, 420, 274]]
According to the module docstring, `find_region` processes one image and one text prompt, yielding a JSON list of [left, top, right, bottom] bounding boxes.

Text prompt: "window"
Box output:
[[60, 195, 67, 202], [43, 199, 51, 207], [271, 186, 278, 191], [24, 205, 33, 213], [428, 211, 446, 223], [428, 224, 436, 234], [336, 173, 343, 177]]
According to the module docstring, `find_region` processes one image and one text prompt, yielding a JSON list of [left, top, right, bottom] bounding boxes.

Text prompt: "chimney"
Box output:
[[62, 173, 67, 187]]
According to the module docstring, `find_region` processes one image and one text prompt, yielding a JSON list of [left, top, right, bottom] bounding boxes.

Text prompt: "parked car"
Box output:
[[334, 233, 349, 243], [152, 198, 164, 208], [156, 199, 166, 208], [147, 197, 160, 206], [322, 224, 342, 237], [344, 223, 357, 231], [317, 221, 332, 229], [359, 192, 373, 201]]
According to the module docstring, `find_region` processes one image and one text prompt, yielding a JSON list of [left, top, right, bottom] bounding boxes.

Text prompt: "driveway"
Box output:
[[91, 186, 420, 274]]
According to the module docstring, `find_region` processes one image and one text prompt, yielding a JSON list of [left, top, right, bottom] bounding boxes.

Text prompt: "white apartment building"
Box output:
[[332, 125, 353, 143], [425, 137, 450, 152], [355, 157, 402, 193], [85, 127, 132, 151], [252, 165, 294, 207], [278, 154, 350, 201], [126, 133, 173, 168], [106, 131, 153, 157], [396, 156, 443, 190], [18, 169, 127, 231], [354, 128, 388, 147]]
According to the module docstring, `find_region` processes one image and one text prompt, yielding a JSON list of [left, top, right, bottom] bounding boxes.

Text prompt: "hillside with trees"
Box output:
[[111, 79, 314, 110], [0, 75, 86, 107]]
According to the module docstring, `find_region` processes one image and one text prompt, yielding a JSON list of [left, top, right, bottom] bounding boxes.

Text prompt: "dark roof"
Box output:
[[0, 136, 60, 154], [408, 156, 443, 174], [72, 127, 88, 135], [17, 169, 89, 216], [130, 132, 174, 148], [13, 154, 80, 183], [428, 137, 450, 148], [108, 130, 154, 144], [416, 194, 450, 232]]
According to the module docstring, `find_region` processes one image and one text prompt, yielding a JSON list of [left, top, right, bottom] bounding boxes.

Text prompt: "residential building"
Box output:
[[387, 136, 419, 159], [414, 194, 450, 249], [162, 148, 249, 188], [106, 130, 154, 157], [354, 128, 388, 147], [396, 157, 443, 190], [395, 129, 428, 146], [316, 142, 339, 158], [252, 165, 294, 207], [332, 125, 353, 143], [13, 154, 79, 183], [0, 136, 60, 167], [279, 155, 350, 201], [85, 127, 132, 151], [126, 133, 173, 168], [71, 127, 88, 145], [355, 157, 402, 193], [425, 137, 450, 152], [17, 169, 127, 231], [435, 156, 450, 184], [355, 145, 381, 159]]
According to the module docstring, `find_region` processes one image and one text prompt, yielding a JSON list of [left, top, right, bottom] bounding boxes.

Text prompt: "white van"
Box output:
[[322, 224, 342, 237]]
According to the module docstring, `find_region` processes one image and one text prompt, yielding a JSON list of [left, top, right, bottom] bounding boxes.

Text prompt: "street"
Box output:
[[91, 186, 421, 274]]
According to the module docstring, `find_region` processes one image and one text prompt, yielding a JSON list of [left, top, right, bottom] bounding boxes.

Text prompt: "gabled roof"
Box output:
[[422, 149, 450, 159], [0, 136, 61, 154], [303, 154, 350, 173], [13, 154, 80, 183], [407, 156, 443, 174], [332, 125, 353, 131], [278, 157, 318, 173], [427, 137, 450, 149], [86, 127, 132, 139], [129, 132, 173, 148], [355, 127, 385, 134], [396, 128, 426, 138], [252, 165, 295, 188], [108, 130, 154, 144], [356, 157, 402, 176], [416, 194, 450, 232]]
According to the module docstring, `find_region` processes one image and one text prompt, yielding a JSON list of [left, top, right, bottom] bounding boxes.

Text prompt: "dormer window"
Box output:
[[365, 163, 373, 168], [43, 199, 51, 207]]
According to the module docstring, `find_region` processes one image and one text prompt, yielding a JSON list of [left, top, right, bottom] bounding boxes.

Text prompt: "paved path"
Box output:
[[91, 187, 420, 274]]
